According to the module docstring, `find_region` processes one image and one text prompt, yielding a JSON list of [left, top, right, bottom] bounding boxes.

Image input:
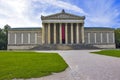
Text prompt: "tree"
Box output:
[[115, 29, 120, 48], [4, 24, 11, 49], [0, 24, 11, 50], [4, 24, 11, 34], [0, 29, 6, 50]]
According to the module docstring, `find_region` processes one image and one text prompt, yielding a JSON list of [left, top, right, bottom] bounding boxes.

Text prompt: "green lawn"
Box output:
[[91, 50, 120, 57], [0, 51, 68, 80]]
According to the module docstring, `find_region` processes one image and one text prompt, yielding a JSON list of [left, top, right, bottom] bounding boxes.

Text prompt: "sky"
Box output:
[[0, 0, 120, 28]]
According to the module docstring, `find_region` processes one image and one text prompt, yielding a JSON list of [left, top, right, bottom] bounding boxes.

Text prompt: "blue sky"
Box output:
[[0, 0, 120, 28]]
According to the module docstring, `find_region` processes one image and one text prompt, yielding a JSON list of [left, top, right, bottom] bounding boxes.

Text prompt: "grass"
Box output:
[[0, 51, 68, 80], [91, 50, 120, 57]]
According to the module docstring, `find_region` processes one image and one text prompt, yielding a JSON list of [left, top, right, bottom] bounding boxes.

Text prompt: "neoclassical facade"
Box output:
[[41, 10, 85, 44], [7, 10, 116, 50]]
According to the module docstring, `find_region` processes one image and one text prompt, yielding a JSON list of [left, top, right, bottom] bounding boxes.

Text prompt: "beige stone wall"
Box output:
[[8, 27, 116, 50], [93, 44, 116, 49], [84, 28, 115, 44], [8, 45, 37, 50], [8, 29, 42, 50]]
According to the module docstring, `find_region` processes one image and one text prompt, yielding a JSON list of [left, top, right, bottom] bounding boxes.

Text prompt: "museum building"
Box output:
[[7, 10, 115, 50]]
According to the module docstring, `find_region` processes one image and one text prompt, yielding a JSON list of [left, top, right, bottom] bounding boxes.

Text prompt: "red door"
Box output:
[[62, 24, 65, 43]]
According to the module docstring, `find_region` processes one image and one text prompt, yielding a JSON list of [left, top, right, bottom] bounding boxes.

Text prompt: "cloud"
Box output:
[[32, 0, 86, 14], [0, 0, 41, 28], [83, 0, 120, 27], [0, 0, 120, 28], [0, 0, 86, 28]]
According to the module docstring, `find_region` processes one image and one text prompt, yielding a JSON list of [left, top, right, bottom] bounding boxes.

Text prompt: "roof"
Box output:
[[8, 27, 41, 31], [8, 27, 115, 31], [41, 9, 85, 20], [84, 27, 115, 31]]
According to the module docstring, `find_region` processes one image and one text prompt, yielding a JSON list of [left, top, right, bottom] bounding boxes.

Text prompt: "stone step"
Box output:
[[31, 44, 99, 50]]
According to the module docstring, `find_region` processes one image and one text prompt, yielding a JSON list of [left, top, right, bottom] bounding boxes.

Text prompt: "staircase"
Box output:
[[31, 44, 99, 50]]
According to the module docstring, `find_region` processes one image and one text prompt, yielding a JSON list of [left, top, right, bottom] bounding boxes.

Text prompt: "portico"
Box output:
[[41, 10, 85, 44]]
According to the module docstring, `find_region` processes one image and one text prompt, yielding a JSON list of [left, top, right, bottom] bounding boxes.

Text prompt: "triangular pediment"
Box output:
[[41, 10, 85, 20]]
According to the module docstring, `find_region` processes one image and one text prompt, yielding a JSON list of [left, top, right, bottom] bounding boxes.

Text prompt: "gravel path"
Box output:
[[15, 50, 120, 80]]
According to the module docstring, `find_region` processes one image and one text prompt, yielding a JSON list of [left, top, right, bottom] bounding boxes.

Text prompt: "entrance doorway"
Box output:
[[62, 24, 65, 44]]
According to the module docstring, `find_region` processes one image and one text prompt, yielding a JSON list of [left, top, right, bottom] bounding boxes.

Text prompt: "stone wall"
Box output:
[[7, 27, 116, 50], [84, 28, 115, 48], [93, 44, 116, 49], [8, 45, 38, 50], [7, 28, 42, 50]]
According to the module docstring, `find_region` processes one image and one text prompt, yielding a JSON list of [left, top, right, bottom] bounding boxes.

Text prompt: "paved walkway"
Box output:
[[15, 50, 120, 80]]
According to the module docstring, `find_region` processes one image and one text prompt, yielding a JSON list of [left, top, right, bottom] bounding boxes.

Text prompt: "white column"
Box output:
[[112, 32, 115, 43], [71, 23, 73, 44], [76, 23, 79, 44], [107, 32, 109, 43], [88, 33, 90, 44], [42, 23, 45, 44], [94, 33, 97, 44], [14, 33, 17, 44], [8, 33, 10, 44], [60, 23, 62, 44], [21, 33, 23, 44], [28, 33, 30, 44], [100, 32, 103, 43], [35, 33, 37, 44], [48, 23, 51, 44], [65, 23, 68, 44], [54, 23, 56, 44], [81, 23, 84, 43]]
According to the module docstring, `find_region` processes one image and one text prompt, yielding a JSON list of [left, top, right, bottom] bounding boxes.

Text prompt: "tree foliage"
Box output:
[[115, 29, 120, 48], [4, 24, 11, 34], [0, 24, 11, 50], [0, 29, 6, 50]]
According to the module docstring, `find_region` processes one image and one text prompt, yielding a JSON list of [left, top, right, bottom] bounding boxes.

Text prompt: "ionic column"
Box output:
[[71, 23, 73, 44], [81, 23, 84, 43], [76, 23, 79, 44], [48, 23, 51, 44], [42, 23, 45, 44], [65, 23, 68, 44], [59, 23, 62, 44], [54, 23, 56, 44]]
